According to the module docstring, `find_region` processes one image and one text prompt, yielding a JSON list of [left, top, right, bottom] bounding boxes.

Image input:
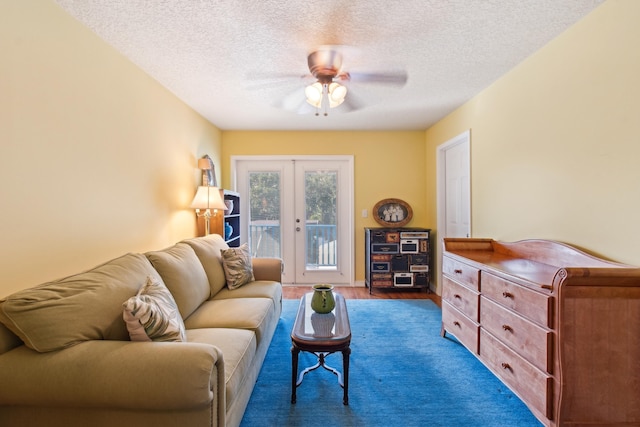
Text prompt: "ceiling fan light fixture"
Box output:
[[328, 82, 347, 107], [306, 81, 347, 110], [305, 82, 323, 107]]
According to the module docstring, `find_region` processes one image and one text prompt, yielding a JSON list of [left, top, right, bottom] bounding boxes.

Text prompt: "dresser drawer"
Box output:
[[371, 280, 393, 288], [480, 296, 552, 373], [481, 272, 552, 328], [442, 276, 479, 322], [442, 256, 480, 291], [442, 301, 479, 353], [371, 262, 390, 272], [479, 329, 553, 420]]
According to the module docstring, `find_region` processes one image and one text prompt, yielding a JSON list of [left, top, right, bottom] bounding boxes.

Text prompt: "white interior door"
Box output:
[[436, 130, 471, 293], [233, 156, 353, 285], [444, 139, 471, 238]]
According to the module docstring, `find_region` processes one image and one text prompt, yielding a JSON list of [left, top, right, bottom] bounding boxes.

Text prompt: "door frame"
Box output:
[[230, 155, 355, 286], [436, 130, 471, 294]]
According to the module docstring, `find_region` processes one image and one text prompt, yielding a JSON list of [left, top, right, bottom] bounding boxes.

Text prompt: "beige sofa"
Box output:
[[0, 234, 282, 427]]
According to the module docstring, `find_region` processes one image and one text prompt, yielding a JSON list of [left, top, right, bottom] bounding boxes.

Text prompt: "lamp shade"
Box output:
[[190, 186, 226, 210], [197, 158, 212, 170]]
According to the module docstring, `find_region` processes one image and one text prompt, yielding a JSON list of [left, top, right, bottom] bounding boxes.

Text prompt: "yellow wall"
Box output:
[[222, 131, 429, 282], [4, 0, 637, 299], [425, 0, 640, 266], [0, 0, 220, 297]]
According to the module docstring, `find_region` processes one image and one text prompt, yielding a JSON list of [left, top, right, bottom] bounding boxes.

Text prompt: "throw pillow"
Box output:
[[220, 243, 255, 290], [122, 275, 186, 342]]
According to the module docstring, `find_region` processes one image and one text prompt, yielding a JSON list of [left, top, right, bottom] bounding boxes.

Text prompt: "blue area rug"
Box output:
[[241, 299, 541, 427]]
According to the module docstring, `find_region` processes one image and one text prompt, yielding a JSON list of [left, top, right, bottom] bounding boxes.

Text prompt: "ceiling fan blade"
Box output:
[[340, 89, 365, 112], [276, 87, 316, 115], [345, 71, 408, 86], [244, 73, 313, 91]]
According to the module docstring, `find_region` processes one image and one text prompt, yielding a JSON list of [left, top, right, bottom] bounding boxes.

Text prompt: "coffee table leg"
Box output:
[[342, 347, 350, 405], [291, 346, 299, 404]]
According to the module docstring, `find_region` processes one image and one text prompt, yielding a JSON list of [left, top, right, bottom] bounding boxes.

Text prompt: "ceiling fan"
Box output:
[[302, 46, 408, 116], [248, 46, 408, 116]]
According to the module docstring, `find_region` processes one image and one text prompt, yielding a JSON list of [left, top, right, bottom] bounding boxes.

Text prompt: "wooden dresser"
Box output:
[[441, 238, 640, 426]]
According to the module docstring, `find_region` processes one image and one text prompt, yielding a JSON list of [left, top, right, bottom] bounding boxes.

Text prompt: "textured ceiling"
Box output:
[[53, 0, 605, 131]]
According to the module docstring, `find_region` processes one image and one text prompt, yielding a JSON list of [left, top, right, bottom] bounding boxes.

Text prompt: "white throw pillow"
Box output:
[[220, 243, 255, 290], [122, 276, 186, 342]]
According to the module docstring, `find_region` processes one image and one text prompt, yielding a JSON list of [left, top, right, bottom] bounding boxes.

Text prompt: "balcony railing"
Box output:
[[249, 223, 337, 267]]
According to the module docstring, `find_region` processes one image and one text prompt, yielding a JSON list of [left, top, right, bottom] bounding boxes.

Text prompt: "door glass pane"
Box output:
[[248, 172, 281, 258], [304, 170, 337, 270]]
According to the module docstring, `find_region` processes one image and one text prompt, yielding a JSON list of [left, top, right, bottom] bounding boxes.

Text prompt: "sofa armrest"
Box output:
[[252, 257, 283, 282], [0, 340, 225, 413]]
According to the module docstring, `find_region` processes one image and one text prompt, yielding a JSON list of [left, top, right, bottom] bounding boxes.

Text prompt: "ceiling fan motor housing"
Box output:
[[307, 49, 343, 83]]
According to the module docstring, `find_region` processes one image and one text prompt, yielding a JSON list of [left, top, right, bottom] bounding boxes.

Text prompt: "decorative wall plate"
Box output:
[[373, 198, 413, 227]]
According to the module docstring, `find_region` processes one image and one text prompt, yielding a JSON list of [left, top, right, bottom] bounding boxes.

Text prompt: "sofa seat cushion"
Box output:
[[145, 243, 210, 319], [0, 253, 155, 352], [0, 339, 222, 410], [213, 280, 282, 309], [181, 234, 229, 296], [184, 298, 275, 344], [186, 328, 256, 412]]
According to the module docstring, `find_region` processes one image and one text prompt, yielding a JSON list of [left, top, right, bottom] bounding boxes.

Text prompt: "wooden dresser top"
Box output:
[[443, 238, 638, 291]]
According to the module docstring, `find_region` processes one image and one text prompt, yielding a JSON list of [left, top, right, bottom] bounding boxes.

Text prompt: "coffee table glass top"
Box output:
[[291, 292, 351, 343]]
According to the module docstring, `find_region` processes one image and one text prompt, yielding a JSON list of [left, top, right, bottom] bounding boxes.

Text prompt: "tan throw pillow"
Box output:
[[220, 243, 255, 290], [122, 276, 186, 342]]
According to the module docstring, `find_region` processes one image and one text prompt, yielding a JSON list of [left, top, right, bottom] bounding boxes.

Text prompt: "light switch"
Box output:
[[361, 209, 368, 218]]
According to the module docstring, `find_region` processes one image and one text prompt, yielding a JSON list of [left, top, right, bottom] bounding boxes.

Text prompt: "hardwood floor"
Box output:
[[282, 285, 441, 306]]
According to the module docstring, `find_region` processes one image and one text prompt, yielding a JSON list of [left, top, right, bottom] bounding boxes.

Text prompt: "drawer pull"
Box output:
[[453, 321, 461, 327], [501, 362, 512, 371], [454, 294, 462, 299], [502, 291, 514, 299], [454, 269, 463, 274], [502, 324, 513, 332]]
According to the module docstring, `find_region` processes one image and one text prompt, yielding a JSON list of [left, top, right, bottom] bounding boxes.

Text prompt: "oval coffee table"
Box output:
[[290, 291, 351, 405]]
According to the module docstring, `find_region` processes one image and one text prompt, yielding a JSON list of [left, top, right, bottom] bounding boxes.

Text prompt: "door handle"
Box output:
[[296, 227, 301, 232]]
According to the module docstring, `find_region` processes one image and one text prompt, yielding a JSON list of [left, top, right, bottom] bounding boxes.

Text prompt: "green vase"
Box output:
[[310, 284, 335, 314]]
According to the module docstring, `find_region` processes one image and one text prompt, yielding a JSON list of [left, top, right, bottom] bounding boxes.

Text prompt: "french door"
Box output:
[[233, 156, 353, 285]]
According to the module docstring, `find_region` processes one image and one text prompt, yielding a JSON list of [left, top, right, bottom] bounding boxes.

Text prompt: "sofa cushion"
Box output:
[[181, 234, 229, 296], [184, 298, 275, 344], [213, 280, 283, 310], [0, 253, 154, 352], [123, 275, 186, 342], [145, 243, 210, 319], [186, 328, 257, 412], [0, 322, 22, 354], [220, 243, 255, 290]]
